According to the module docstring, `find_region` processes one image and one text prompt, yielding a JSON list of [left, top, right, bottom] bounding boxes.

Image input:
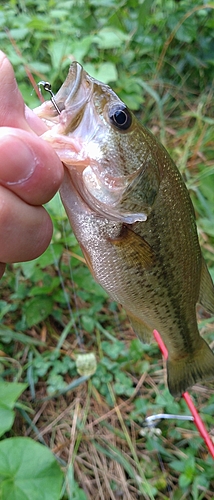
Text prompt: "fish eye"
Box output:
[[109, 104, 132, 130]]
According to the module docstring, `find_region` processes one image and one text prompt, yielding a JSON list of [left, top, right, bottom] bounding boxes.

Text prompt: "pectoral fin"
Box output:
[[110, 226, 155, 270], [199, 258, 214, 315]]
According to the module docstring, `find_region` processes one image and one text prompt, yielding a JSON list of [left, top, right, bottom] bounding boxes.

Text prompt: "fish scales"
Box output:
[[34, 63, 214, 397]]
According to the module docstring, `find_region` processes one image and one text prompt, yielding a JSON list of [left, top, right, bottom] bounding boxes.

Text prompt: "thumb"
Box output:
[[0, 51, 39, 132]]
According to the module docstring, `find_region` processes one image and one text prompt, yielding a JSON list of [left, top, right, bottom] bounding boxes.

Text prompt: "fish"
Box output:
[[34, 62, 214, 397]]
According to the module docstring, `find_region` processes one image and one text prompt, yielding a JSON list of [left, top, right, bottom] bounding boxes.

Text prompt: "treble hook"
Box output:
[[38, 80, 61, 115]]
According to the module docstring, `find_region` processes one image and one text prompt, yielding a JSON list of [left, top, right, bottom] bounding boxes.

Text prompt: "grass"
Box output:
[[0, 1, 214, 498]]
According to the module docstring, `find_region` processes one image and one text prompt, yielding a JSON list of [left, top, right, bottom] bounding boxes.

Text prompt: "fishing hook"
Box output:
[[38, 80, 61, 115]]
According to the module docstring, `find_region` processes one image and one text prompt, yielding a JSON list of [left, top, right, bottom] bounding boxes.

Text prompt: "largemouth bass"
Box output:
[[34, 63, 214, 397]]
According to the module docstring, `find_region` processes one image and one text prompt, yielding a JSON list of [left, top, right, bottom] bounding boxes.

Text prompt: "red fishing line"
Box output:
[[153, 329, 214, 460]]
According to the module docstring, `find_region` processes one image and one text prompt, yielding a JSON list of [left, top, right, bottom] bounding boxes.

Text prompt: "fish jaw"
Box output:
[[34, 62, 98, 172]]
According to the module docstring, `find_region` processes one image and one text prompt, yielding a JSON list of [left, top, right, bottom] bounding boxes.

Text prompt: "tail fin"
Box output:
[[167, 338, 214, 397]]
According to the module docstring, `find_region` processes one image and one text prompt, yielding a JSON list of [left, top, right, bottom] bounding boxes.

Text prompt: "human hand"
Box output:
[[0, 51, 64, 278]]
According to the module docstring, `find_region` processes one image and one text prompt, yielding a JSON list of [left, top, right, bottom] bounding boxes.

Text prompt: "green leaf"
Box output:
[[24, 296, 54, 327], [19, 261, 44, 280], [81, 314, 95, 333], [0, 437, 63, 500], [0, 382, 27, 437], [7, 28, 29, 40], [27, 18, 51, 31], [94, 27, 128, 49], [0, 381, 27, 410], [20, 244, 64, 280], [0, 300, 12, 320], [170, 459, 185, 473], [0, 408, 14, 438], [83, 62, 118, 84], [101, 340, 126, 359], [184, 455, 195, 475], [179, 472, 192, 489], [28, 61, 51, 74], [29, 277, 60, 296]]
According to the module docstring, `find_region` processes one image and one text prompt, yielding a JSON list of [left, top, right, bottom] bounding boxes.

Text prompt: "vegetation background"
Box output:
[[0, 0, 214, 499]]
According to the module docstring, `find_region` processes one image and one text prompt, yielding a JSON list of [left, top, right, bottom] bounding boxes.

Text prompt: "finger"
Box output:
[[0, 186, 53, 263], [25, 105, 48, 135], [0, 51, 48, 136], [0, 128, 64, 205], [0, 51, 32, 131]]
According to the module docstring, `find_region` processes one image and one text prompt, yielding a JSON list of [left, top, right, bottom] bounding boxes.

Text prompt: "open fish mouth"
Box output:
[[53, 62, 88, 113], [34, 62, 95, 140], [34, 62, 152, 223]]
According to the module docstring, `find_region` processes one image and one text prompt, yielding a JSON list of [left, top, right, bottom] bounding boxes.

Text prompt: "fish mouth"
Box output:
[[54, 62, 87, 113], [34, 62, 102, 170], [34, 62, 94, 133], [34, 63, 150, 223], [53, 62, 95, 127]]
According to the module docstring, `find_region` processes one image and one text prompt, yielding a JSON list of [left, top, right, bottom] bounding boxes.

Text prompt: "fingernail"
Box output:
[[0, 134, 38, 185]]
